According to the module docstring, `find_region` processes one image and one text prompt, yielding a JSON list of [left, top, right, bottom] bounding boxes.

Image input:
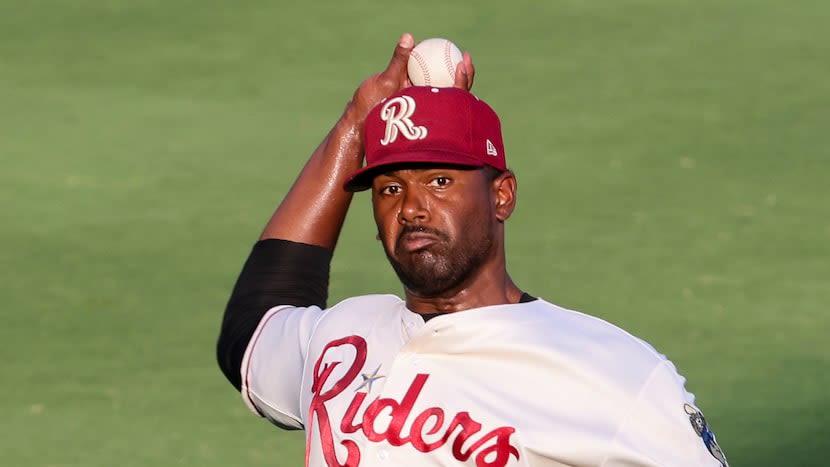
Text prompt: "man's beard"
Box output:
[[384, 224, 493, 297]]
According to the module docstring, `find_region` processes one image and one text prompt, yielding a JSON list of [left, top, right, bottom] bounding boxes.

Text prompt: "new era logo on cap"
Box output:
[[486, 139, 498, 156], [344, 86, 507, 191]]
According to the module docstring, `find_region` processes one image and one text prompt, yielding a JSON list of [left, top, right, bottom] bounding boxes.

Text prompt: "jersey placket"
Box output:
[[354, 316, 444, 464]]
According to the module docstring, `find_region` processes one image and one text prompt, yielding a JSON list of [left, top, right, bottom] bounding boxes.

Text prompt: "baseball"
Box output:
[[407, 38, 463, 87]]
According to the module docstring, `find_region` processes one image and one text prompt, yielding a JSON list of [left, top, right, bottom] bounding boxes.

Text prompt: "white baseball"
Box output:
[[407, 38, 463, 87]]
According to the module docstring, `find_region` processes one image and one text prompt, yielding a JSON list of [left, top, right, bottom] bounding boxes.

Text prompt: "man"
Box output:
[[216, 33, 728, 467]]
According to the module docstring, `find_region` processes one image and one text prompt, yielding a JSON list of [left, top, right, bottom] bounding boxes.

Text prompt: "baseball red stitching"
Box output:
[[412, 50, 431, 85], [443, 40, 455, 79]]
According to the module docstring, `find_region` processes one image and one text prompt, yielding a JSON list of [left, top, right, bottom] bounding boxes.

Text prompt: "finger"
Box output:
[[453, 61, 469, 90], [464, 51, 475, 90], [384, 33, 414, 80], [453, 52, 475, 90]]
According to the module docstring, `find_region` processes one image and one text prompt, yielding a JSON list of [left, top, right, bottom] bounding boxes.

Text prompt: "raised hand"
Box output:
[[349, 33, 415, 123], [349, 34, 476, 124]]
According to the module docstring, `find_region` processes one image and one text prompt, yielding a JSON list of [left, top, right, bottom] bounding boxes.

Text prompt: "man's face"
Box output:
[[371, 166, 498, 298]]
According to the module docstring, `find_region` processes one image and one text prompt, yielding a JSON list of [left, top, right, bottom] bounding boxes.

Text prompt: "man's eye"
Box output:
[[380, 185, 401, 195], [430, 176, 450, 187]]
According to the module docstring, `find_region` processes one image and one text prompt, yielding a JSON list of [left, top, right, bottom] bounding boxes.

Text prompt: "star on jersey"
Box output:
[[355, 364, 385, 393]]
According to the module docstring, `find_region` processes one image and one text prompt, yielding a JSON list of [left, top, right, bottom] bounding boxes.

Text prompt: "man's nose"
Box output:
[[398, 188, 429, 224]]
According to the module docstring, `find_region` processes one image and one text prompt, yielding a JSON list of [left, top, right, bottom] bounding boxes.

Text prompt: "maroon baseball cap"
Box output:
[[344, 86, 507, 191]]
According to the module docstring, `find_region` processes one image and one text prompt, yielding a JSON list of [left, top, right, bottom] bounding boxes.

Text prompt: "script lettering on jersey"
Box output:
[[308, 336, 520, 467], [379, 95, 428, 145]]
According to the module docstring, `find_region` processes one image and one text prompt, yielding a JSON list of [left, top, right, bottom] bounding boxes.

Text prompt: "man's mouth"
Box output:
[[395, 226, 445, 254], [398, 232, 439, 252]]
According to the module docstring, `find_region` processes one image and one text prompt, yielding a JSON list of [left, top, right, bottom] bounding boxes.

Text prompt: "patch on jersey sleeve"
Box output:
[[684, 404, 728, 466]]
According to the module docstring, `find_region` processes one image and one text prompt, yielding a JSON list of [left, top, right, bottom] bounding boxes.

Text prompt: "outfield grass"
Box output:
[[1, 1, 828, 465]]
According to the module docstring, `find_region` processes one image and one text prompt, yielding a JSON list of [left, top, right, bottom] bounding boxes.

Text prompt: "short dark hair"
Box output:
[[483, 165, 509, 181]]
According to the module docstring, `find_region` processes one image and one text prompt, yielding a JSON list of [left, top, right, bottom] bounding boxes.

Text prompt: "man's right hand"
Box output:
[[347, 33, 476, 127], [348, 33, 415, 124]]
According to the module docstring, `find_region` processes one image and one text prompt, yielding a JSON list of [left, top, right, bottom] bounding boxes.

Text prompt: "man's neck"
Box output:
[[405, 273, 524, 314]]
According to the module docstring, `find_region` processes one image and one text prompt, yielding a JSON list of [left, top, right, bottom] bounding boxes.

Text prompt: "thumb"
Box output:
[[383, 33, 414, 79]]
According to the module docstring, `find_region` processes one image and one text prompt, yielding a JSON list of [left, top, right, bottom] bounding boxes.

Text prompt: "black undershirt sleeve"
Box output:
[[216, 238, 332, 391]]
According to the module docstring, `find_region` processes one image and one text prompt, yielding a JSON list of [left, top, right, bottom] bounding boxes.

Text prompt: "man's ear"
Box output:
[[492, 170, 517, 222]]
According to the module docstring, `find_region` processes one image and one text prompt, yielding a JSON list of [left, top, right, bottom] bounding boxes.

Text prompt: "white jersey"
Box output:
[[240, 294, 727, 467]]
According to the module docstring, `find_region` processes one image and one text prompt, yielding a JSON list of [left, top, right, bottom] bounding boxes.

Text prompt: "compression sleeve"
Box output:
[[216, 239, 332, 391]]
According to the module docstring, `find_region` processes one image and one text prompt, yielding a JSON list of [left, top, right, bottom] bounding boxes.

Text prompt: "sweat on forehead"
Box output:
[[344, 86, 507, 192]]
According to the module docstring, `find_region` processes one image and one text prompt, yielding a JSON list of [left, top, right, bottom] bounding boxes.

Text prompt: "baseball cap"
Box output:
[[344, 86, 507, 192]]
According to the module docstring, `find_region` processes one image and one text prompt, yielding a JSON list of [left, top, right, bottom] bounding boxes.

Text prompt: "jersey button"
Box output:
[[377, 449, 389, 460]]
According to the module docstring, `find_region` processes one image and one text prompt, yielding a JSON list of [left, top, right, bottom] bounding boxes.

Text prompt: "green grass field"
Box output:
[[2, 0, 828, 465]]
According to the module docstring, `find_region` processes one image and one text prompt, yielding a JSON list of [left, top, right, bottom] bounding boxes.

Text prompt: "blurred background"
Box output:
[[1, 0, 827, 465]]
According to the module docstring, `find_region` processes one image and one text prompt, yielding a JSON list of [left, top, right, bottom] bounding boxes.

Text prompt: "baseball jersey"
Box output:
[[240, 294, 728, 467]]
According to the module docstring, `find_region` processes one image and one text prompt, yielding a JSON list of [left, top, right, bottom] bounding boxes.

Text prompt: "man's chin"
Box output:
[[400, 252, 446, 272], [393, 265, 457, 297]]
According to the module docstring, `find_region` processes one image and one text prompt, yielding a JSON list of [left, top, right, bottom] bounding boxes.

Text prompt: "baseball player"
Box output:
[[216, 34, 728, 467]]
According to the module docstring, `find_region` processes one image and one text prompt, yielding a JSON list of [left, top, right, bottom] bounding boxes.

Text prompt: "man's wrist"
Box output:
[[341, 99, 368, 128], [332, 102, 365, 154]]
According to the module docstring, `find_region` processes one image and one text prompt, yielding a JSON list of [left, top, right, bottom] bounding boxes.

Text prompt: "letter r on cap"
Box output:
[[380, 96, 428, 145]]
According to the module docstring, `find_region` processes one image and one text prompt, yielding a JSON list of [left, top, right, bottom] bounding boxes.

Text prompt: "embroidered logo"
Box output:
[[308, 336, 520, 467], [684, 404, 728, 466], [355, 364, 385, 393], [379, 96, 428, 145], [486, 139, 498, 156]]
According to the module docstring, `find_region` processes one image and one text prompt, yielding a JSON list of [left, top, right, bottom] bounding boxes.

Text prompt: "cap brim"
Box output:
[[343, 151, 486, 192]]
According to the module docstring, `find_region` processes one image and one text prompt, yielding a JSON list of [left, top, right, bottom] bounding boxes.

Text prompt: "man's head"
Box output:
[[345, 87, 517, 299], [344, 86, 507, 192]]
